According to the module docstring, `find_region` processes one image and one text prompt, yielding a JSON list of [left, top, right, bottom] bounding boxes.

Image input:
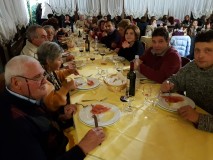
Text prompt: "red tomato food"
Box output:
[[162, 96, 184, 103], [87, 80, 94, 86], [91, 104, 111, 114]]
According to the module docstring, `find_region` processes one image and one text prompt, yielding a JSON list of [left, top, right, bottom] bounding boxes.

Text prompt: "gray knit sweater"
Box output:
[[168, 61, 213, 132]]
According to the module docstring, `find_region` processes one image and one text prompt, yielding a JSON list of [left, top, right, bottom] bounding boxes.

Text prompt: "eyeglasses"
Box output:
[[14, 73, 48, 85]]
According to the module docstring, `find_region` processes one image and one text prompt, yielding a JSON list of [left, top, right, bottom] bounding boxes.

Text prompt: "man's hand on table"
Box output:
[[178, 105, 199, 123], [60, 104, 77, 120], [160, 81, 174, 93], [78, 127, 105, 154]]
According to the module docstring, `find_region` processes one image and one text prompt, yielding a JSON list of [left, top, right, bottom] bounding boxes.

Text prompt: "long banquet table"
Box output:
[[65, 45, 213, 160]]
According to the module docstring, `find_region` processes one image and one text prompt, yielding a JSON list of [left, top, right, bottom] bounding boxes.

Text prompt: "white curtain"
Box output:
[[124, 0, 148, 18], [100, 0, 123, 18], [77, 0, 100, 16], [191, 0, 213, 19], [124, 0, 213, 20], [49, 0, 76, 15], [0, 0, 29, 44]]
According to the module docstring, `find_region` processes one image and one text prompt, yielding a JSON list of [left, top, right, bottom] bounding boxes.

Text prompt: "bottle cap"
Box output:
[[135, 55, 139, 59]]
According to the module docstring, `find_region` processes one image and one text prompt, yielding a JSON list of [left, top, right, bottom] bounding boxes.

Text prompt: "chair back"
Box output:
[[0, 72, 5, 94], [141, 41, 146, 51], [181, 57, 190, 67]]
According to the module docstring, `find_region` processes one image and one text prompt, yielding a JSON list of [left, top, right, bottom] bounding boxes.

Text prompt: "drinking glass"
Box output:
[[115, 63, 123, 73], [90, 53, 95, 63], [100, 51, 106, 60]]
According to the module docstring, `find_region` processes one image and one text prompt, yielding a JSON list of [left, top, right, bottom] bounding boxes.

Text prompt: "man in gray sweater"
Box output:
[[161, 30, 213, 133]]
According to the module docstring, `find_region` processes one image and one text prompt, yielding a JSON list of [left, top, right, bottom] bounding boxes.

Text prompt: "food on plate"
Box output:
[[162, 96, 184, 103], [105, 72, 126, 86], [87, 80, 94, 86], [91, 104, 111, 114]]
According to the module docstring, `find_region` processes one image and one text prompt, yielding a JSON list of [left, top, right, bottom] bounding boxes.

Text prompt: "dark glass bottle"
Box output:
[[127, 61, 136, 96], [85, 34, 90, 52], [78, 30, 82, 37]]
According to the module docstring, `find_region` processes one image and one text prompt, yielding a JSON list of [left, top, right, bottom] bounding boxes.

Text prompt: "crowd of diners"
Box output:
[[1, 12, 213, 160]]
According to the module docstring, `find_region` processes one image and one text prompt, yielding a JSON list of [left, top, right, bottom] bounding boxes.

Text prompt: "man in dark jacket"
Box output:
[[0, 55, 105, 160]]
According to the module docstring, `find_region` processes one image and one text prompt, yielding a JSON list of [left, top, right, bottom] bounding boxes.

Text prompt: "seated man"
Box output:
[[134, 27, 181, 83], [0, 55, 105, 160], [161, 30, 213, 133], [21, 24, 48, 59], [100, 20, 121, 49]]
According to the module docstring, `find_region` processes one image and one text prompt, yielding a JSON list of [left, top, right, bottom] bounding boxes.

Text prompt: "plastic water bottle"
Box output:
[[94, 36, 98, 51], [134, 55, 141, 88]]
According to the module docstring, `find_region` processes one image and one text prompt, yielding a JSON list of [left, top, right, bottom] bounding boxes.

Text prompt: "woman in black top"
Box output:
[[118, 25, 144, 61]]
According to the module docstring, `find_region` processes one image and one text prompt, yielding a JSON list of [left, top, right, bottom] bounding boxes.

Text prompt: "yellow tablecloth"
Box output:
[[67, 47, 213, 160]]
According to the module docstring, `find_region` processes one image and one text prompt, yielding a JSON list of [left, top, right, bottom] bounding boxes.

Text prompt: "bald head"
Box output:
[[5, 55, 41, 86], [5, 55, 47, 100]]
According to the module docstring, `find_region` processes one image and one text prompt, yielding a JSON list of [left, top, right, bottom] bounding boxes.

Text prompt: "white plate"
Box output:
[[75, 77, 100, 90], [79, 102, 121, 127], [157, 93, 195, 112]]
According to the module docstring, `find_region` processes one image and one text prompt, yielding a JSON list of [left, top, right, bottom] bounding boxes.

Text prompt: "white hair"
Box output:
[[5, 55, 39, 86]]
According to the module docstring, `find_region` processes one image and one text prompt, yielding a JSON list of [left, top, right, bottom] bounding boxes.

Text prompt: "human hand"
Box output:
[[64, 62, 79, 75], [160, 80, 174, 93], [122, 41, 130, 48], [60, 104, 77, 120], [111, 42, 117, 49], [134, 58, 142, 70], [102, 32, 107, 37], [177, 105, 199, 123], [62, 79, 76, 91], [114, 48, 120, 53], [66, 55, 75, 62], [78, 127, 105, 154]]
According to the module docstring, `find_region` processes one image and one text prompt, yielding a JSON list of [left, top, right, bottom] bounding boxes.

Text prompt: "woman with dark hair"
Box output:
[[118, 25, 144, 61], [182, 15, 191, 27], [167, 16, 175, 26]]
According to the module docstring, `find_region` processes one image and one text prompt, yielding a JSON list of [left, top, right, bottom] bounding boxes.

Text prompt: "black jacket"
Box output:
[[0, 89, 85, 160]]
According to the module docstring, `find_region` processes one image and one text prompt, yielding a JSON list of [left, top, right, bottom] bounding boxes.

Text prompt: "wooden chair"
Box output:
[[141, 41, 147, 51], [0, 72, 5, 94], [0, 45, 7, 72], [181, 57, 191, 67]]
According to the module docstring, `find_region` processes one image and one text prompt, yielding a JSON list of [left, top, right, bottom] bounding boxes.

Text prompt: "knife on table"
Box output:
[[91, 104, 98, 127], [92, 114, 98, 127]]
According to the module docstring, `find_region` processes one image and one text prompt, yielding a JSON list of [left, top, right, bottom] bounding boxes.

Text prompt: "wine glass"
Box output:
[[78, 47, 84, 56], [100, 51, 106, 60], [120, 86, 135, 112], [115, 63, 123, 73], [90, 53, 95, 63]]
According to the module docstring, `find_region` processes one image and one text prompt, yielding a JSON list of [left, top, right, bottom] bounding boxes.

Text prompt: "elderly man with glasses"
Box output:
[[0, 55, 105, 160]]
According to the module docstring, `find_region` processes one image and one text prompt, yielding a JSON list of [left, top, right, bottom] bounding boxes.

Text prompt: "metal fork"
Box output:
[[81, 97, 107, 102], [166, 80, 171, 106], [75, 103, 88, 108]]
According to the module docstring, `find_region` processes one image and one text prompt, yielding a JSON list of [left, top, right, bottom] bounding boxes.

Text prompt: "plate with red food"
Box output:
[[75, 77, 100, 90], [158, 93, 195, 112], [79, 102, 121, 127]]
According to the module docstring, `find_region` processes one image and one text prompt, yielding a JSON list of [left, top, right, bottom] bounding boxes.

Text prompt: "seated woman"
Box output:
[[118, 25, 144, 61], [43, 25, 58, 43], [37, 41, 79, 112]]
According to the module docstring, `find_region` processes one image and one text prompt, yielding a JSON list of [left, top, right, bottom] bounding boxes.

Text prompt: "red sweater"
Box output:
[[139, 47, 181, 83]]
